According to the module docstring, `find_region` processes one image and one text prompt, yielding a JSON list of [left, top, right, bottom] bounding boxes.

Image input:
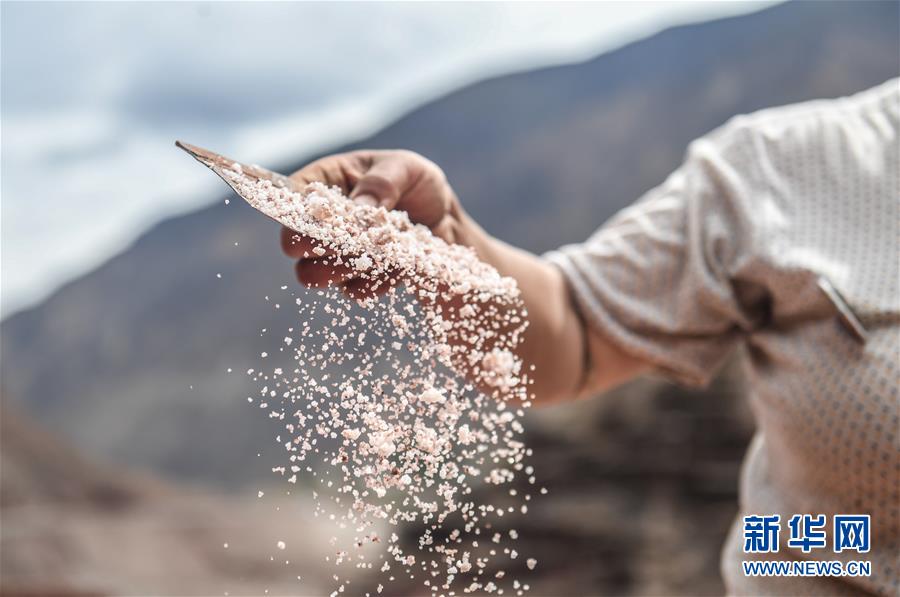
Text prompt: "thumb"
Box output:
[[349, 155, 414, 209]]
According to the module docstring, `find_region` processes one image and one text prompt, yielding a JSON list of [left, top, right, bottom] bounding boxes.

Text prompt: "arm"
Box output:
[[455, 211, 650, 403], [280, 149, 650, 405]]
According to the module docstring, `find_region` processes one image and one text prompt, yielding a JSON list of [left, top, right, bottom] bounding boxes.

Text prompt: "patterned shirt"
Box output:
[[545, 79, 899, 596]]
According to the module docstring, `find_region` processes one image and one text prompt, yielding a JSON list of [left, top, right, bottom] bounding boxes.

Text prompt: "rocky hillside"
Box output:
[[0, 401, 375, 595]]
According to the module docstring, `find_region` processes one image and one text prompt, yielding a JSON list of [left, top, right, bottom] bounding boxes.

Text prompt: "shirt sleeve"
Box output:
[[544, 123, 767, 388]]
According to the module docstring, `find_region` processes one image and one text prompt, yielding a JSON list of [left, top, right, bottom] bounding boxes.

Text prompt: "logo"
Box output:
[[834, 515, 870, 554], [741, 513, 872, 578], [787, 514, 827, 553], [743, 515, 781, 554]]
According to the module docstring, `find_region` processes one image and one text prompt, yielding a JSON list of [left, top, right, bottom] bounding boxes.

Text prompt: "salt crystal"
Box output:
[[342, 428, 361, 441], [457, 424, 475, 445], [419, 386, 445, 404], [352, 254, 373, 271]]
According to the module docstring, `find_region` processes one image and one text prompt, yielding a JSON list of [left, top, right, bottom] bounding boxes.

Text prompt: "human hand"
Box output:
[[280, 149, 472, 298]]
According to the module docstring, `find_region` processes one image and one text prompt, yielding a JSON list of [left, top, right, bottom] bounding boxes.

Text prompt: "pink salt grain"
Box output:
[[419, 386, 445, 404]]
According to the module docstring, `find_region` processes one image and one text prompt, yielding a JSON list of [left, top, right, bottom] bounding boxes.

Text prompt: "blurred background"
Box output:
[[1, 1, 897, 595]]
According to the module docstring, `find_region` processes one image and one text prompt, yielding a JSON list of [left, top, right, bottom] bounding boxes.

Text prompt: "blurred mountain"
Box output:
[[0, 400, 373, 595], [0, 399, 156, 510], [2, 0, 898, 489]]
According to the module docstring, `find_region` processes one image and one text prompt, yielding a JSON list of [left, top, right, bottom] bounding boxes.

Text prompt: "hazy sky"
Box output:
[[0, 1, 774, 318]]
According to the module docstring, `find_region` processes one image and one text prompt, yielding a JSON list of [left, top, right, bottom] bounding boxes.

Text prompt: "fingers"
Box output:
[[342, 276, 393, 301], [295, 257, 396, 304], [294, 257, 357, 288], [348, 154, 414, 209], [280, 226, 334, 259], [282, 149, 439, 294], [287, 152, 367, 194], [289, 149, 421, 208]]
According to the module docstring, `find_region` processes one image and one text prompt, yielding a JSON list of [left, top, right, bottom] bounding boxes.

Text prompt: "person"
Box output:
[[280, 79, 899, 595]]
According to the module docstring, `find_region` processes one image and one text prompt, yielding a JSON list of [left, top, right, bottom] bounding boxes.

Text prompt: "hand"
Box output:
[[280, 149, 471, 298], [278, 150, 648, 404]]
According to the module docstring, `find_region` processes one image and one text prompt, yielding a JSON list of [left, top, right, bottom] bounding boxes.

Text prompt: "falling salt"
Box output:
[[224, 166, 538, 596]]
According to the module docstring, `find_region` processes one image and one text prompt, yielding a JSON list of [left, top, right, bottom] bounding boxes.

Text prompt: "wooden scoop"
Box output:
[[175, 140, 304, 203]]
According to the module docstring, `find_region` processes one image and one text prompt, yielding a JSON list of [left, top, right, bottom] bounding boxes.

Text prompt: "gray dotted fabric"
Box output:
[[545, 79, 899, 596]]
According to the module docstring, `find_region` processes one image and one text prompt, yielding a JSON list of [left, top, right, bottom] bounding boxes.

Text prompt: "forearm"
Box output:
[[456, 209, 651, 405], [454, 211, 587, 404]]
